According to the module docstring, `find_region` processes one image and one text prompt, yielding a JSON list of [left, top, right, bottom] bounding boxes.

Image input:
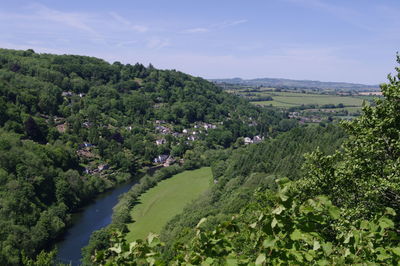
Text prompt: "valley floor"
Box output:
[[126, 167, 212, 241]]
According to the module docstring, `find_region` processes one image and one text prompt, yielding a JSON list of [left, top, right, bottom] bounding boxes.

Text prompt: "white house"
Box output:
[[244, 137, 253, 144]]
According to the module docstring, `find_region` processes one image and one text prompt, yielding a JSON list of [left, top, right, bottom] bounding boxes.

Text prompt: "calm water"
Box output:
[[56, 180, 137, 265]]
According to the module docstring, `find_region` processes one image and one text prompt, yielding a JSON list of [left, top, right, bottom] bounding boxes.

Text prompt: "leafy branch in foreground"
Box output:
[[93, 232, 164, 266], [93, 179, 400, 265], [174, 179, 400, 265]]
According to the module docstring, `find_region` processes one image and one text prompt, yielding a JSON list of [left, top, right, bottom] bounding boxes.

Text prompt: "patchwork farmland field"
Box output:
[[248, 91, 366, 108]]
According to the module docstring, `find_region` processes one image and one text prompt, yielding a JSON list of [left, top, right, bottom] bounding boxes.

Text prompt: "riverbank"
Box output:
[[80, 151, 219, 264], [126, 167, 212, 241], [56, 179, 138, 265]]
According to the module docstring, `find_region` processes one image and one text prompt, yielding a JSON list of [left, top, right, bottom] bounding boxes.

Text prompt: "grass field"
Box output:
[[249, 91, 366, 108], [126, 167, 212, 241]]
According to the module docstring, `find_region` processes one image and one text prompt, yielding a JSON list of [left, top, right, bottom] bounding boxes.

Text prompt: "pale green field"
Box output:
[[126, 167, 212, 241], [250, 91, 366, 108]]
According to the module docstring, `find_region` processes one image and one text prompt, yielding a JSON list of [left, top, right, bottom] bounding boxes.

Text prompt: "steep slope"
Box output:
[[0, 48, 284, 265]]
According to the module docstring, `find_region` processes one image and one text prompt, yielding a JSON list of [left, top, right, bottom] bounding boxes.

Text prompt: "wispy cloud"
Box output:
[[218, 19, 247, 29], [29, 3, 98, 35], [283, 0, 377, 32], [147, 38, 170, 50], [183, 27, 209, 33], [109, 12, 148, 33], [183, 19, 247, 34], [115, 40, 138, 47]]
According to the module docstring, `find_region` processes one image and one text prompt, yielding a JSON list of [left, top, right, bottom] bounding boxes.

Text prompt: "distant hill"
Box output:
[[210, 77, 380, 91]]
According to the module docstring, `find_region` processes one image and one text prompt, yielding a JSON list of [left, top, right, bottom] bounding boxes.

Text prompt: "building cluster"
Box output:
[[153, 155, 176, 167], [61, 91, 86, 98], [154, 121, 219, 146], [76, 142, 111, 175], [84, 164, 110, 175], [288, 112, 323, 124], [244, 135, 264, 145], [152, 120, 219, 167]]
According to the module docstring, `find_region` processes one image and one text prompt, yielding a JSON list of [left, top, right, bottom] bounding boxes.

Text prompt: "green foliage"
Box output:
[[22, 249, 57, 266], [93, 232, 164, 266], [82, 159, 214, 264], [174, 180, 400, 265], [160, 125, 345, 254], [93, 180, 400, 265], [298, 54, 400, 220], [0, 48, 283, 264]]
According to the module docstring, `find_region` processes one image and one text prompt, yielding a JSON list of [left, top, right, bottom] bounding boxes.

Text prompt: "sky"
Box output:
[[0, 0, 399, 84]]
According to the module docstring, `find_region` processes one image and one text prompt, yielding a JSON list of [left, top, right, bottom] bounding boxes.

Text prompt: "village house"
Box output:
[[82, 121, 92, 128], [98, 164, 109, 172], [62, 91, 74, 97], [78, 142, 94, 149], [153, 154, 169, 164], [244, 137, 253, 145], [155, 125, 171, 134], [155, 138, 166, 145], [203, 123, 217, 130], [187, 135, 197, 141], [288, 112, 300, 118], [163, 156, 176, 167], [76, 148, 95, 158], [253, 135, 264, 144], [56, 123, 67, 133]]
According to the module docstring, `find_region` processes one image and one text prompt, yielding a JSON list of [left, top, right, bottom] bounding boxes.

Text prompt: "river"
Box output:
[[56, 180, 137, 265]]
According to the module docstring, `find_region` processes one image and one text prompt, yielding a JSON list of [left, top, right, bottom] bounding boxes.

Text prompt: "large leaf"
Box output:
[[255, 253, 266, 265]]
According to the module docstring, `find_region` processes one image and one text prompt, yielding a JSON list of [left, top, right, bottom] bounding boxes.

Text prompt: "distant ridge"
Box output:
[[210, 77, 380, 91]]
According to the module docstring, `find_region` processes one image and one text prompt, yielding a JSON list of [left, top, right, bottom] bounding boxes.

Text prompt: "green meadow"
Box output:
[[126, 167, 212, 241], [249, 91, 366, 108]]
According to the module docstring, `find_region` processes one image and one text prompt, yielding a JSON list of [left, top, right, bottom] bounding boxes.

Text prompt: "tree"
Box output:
[[299, 54, 400, 219], [24, 117, 45, 143]]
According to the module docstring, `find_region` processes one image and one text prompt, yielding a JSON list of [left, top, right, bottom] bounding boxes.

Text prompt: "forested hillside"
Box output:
[[160, 125, 346, 253], [93, 57, 400, 265], [0, 48, 286, 265]]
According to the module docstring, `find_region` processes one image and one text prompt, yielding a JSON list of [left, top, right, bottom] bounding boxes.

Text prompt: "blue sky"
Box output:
[[0, 0, 399, 84]]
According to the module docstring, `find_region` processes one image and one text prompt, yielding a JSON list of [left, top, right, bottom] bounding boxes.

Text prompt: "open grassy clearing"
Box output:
[[126, 167, 212, 241]]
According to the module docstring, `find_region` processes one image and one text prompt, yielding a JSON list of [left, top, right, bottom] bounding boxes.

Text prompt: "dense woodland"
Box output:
[[0, 48, 288, 265]]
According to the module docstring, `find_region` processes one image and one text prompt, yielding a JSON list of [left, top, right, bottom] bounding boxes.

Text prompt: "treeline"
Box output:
[[0, 48, 285, 265]]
